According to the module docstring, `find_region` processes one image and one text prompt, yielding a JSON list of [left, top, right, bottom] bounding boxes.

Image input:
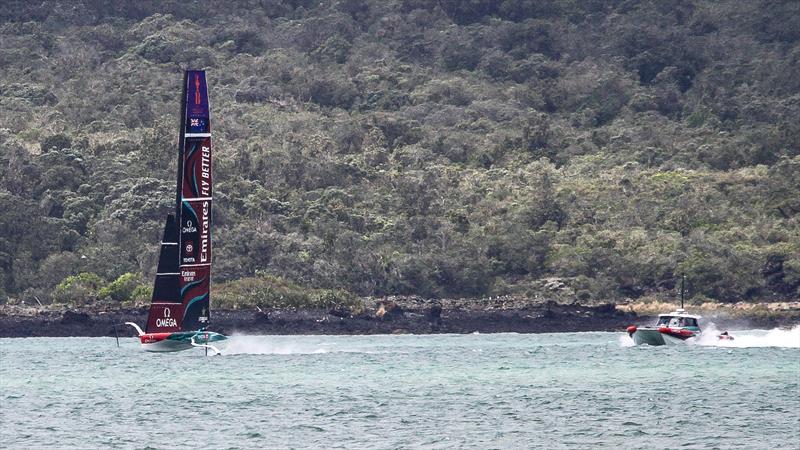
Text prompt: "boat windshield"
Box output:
[[658, 316, 698, 327]]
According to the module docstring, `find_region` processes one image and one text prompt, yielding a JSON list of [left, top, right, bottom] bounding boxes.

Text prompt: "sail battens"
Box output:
[[185, 133, 211, 137], [161, 242, 178, 245], [182, 196, 213, 201]]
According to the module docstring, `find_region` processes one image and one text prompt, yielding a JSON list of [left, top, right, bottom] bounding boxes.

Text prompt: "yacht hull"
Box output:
[[631, 327, 698, 346], [139, 331, 227, 352], [632, 328, 667, 346]]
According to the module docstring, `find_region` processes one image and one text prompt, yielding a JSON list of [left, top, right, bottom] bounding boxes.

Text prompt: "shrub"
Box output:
[[130, 284, 153, 305], [53, 272, 105, 305], [98, 272, 141, 302], [214, 273, 362, 310], [307, 78, 358, 109], [40, 134, 72, 153]]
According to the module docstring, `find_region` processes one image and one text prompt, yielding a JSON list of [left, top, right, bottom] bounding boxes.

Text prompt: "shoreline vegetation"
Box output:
[[1, 298, 798, 338], [618, 299, 800, 318], [2, 1, 800, 319]]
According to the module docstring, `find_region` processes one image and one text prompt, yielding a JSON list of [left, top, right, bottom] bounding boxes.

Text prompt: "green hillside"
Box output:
[[1, 0, 798, 307]]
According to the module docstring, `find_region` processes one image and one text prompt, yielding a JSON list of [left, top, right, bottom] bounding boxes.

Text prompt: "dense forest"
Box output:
[[0, 0, 798, 308]]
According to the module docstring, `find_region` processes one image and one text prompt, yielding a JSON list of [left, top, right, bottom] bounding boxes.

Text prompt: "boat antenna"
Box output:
[[680, 273, 686, 309]]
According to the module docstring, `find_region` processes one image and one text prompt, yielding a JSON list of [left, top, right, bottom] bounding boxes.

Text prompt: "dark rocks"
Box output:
[[61, 310, 90, 324], [428, 303, 442, 326], [593, 303, 617, 315], [0, 300, 794, 337], [375, 300, 404, 321]]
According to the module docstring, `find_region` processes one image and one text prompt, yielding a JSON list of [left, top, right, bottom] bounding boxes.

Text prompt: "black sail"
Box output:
[[146, 214, 181, 333]]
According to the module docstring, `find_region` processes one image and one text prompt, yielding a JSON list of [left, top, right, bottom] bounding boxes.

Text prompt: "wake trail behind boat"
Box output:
[[223, 336, 329, 355], [222, 334, 386, 355], [696, 325, 800, 348]]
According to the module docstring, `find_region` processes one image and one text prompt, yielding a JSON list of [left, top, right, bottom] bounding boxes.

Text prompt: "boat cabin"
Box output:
[[655, 309, 701, 330]]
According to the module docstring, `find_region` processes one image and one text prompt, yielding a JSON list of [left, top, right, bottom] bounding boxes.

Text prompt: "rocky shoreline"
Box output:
[[1, 299, 798, 338]]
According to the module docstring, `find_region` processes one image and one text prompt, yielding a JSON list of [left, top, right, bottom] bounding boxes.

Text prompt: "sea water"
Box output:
[[1, 329, 799, 449]]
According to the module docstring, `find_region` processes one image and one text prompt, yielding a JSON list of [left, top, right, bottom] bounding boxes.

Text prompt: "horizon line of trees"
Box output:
[[1, 0, 798, 306]]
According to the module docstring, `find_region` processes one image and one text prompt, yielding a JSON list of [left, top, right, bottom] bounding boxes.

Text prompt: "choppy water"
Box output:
[[2, 329, 799, 449]]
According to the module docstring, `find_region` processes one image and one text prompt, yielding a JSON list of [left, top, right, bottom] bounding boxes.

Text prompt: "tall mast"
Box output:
[[176, 71, 189, 220]]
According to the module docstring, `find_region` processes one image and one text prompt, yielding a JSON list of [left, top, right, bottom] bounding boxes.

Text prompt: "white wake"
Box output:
[[222, 335, 331, 355], [221, 335, 387, 355], [695, 324, 800, 348], [617, 325, 800, 348], [618, 334, 636, 347]]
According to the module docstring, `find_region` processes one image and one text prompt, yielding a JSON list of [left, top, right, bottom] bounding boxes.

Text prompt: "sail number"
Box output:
[[156, 307, 178, 328]]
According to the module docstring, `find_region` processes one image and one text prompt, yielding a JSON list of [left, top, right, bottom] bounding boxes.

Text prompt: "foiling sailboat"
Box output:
[[126, 70, 226, 354]]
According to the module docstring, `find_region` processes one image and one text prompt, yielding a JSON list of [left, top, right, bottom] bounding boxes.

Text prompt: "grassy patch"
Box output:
[[213, 273, 363, 311]]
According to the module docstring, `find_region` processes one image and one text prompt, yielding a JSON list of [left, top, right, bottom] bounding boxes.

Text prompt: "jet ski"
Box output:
[[717, 331, 735, 341]]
